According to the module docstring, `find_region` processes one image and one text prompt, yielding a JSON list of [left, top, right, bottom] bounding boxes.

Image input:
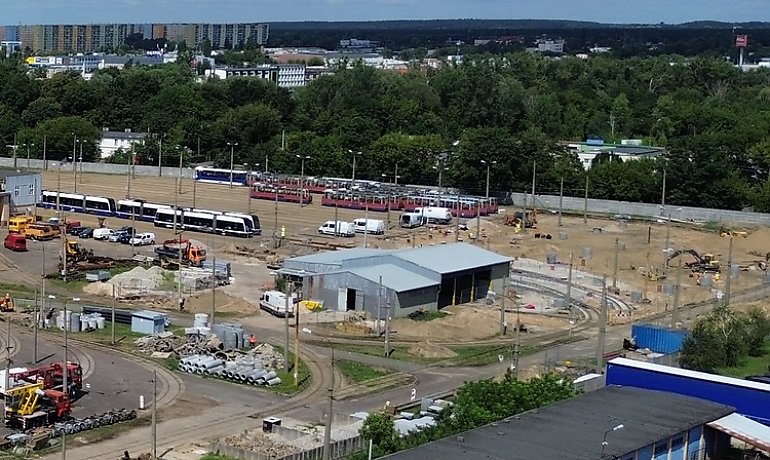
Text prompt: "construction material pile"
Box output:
[[222, 430, 297, 458], [133, 332, 220, 357], [83, 266, 167, 297], [179, 344, 284, 386]]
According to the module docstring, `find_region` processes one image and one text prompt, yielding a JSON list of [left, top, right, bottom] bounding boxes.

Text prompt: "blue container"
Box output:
[[631, 324, 688, 354]]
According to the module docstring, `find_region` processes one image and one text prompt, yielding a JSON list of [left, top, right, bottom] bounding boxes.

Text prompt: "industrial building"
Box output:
[[281, 243, 511, 317], [0, 170, 42, 224], [607, 357, 770, 425], [384, 386, 765, 460]]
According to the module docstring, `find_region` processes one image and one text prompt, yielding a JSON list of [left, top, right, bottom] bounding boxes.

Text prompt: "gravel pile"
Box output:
[[83, 266, 168, 297]]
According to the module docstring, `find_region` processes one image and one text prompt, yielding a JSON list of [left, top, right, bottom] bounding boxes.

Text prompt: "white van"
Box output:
[[129, 232, 156, 246], [353, 218, 385, 235], [318, 221, 355, 237], [414, 207, 453, 225], [92, 228, 114, 240], [400, 213, 427, 229]]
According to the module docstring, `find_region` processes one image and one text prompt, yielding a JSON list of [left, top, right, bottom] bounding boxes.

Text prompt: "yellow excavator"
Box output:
[[63, 239, 93, 262], [0, 293, 14, 312], [667, 249, 721, 273]]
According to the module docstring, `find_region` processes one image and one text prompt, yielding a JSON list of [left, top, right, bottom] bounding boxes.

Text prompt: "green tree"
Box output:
[[360, 413, 400, 454]]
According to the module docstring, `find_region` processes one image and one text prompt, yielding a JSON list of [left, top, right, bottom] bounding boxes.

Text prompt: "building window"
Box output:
[[28, 184, 35, 196], [14, 186, 20, 197]]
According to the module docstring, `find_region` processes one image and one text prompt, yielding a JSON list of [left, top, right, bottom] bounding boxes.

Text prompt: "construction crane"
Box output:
[[666, 249, 721, 273], [11, 362, 83, 396], [4, 382, 71, 430]]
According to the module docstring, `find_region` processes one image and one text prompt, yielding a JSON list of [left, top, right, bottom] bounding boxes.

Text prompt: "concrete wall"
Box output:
[[509, 192, 770, 226], [0, 157, 196, 179]]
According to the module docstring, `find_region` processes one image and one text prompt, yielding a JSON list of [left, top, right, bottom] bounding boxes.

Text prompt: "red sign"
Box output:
[[736, 35, 748, 47]]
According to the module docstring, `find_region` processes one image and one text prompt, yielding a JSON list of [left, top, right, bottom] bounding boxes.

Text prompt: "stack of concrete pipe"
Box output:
[[178, 354, 282, 386]]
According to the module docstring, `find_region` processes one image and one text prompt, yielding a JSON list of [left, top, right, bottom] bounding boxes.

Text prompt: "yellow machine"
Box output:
[[0, 293, 14, 312], [4, 382, 45, 418], [8, 216, 34, 234], [64, 239, 93, 262], [23, 224, 55, 241]]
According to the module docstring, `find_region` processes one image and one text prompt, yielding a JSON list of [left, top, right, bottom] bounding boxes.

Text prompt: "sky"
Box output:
[[2, 0, 769, 25]]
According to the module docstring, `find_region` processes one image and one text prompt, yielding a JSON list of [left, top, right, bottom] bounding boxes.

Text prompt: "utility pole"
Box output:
[[663, 213, 671, 276], [454, 192, 460, 242], [513, 287, 521, 379], [566, 251, 574, 334], [38, 243, 46, 363], [499, 276, 507, 335], [274, 187, 279, 249], [43, 135, 47, 170], [5, 314, 11, 392], [725, 236, 734, 306], [334, 201, 339, 239], [384, 295, 391, 357], [672, 256, 682, 328], [529, 160, 537, 220], [522, 193, 528, 235], [62, 298, 72, 460], [363, 203, 369, 248], [322, 346, 334, 460], [111, 284, 116, 345], [294, 298, 300, 387], [151, 370, 157, 460], [595, 275, 608, 374], [126, 151, 132, 199], [558, 177, 564, 227], [211, 254, 216, 328], [377, 275, 383, 336], [475, 200, 481, 245], [612, 238, 620, 290], [284, 281, 291, 372], [158, 137, 163, 177], [583, 174, 589, 225]]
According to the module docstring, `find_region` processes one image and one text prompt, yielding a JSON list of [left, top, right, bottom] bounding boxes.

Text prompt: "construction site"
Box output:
[[0, 169, 767, 459]]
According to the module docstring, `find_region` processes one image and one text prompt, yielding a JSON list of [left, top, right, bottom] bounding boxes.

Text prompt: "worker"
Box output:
[[178, 298, 185, 311], [249, 334, 256, 348], [123, 451, 130, 460]]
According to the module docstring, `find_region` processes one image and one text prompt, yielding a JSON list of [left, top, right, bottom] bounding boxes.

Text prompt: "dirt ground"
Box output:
[[126, 290, 260, 315], [391, 304, 568, 342]]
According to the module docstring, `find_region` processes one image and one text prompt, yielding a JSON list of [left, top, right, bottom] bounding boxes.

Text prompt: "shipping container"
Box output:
[[631, 323, 688, 354]]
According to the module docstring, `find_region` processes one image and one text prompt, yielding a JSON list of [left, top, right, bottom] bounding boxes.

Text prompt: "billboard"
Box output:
[[736, 35, 748, 47]]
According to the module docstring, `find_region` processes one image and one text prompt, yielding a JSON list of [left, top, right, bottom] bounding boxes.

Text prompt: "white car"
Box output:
[[129, 232, 155, 246], [318, 221, 355, 237], [92, 228, 114, 240]]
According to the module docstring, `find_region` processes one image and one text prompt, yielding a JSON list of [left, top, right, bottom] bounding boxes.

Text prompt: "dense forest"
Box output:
[[1, 50, 770, 211]]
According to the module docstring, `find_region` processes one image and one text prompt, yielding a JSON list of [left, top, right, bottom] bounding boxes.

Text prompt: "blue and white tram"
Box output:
[[225, 212, 261, 235], [39, 191, 115, 215], [194, 167, 251, 186], [117, 199, 172, 222]]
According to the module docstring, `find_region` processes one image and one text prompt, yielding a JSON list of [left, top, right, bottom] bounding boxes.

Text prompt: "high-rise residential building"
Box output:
[[0, 22, 268, 53]]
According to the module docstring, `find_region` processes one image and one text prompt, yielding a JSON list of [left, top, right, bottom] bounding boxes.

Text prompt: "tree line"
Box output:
[[1, 51, 770, 210]]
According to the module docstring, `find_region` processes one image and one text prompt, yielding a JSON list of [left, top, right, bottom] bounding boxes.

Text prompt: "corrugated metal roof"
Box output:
[[394, 243, 510, 274], [708, 413, 770, 452], [347, 264, 438, 293], [608, 357, 770, 392], [286, 248, 385, 266], [383, 386, 733, 460]]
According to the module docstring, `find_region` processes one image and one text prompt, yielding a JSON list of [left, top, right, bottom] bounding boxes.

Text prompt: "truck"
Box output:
[[353, 218, 385, 235], [8, 215, 35, 234], [154, 239, 207, 269], [413, 207, 453, 225], [4, 382, 71, 430], [23, 224, 56, 241]]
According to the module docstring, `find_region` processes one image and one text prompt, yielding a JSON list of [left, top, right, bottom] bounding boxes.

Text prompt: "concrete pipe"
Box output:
[[186, 366, 197, 374], [195, 367, 205, 375], [202, 359, 224, 370], [262, 371, 277, 381], [266, 377, 282, 386], [205, 365, 224, 375], [195, 356, 217, 368]]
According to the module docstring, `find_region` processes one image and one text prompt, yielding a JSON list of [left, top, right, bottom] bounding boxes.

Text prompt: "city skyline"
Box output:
[[3, 0, 770, 25]]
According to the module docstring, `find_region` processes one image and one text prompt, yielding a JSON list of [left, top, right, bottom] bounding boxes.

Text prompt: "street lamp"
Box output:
[[48, 295, 80, 460], [303, 328, 334, 460], [227, 142, 238, 188], [601, 423, 625, 457], [347, 149, 362, 185], [73, 139, 82, 193], [481, 159, 497, 199], [22, 142, 34, 169], [296, 155, 310, 207]]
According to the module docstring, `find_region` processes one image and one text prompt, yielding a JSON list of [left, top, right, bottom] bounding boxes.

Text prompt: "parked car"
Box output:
[[4, 233, 27, 252], [93, 228, 114, 240], [108, 231, 129, 242], [68, 226, 87, 236], [78, 228, 94, 239], [117, 232, 133, 244], [353, 218, 385, 235], [318, 221, 355, 237], [129, 232, 155, 246], [115, 226, 135, 234]]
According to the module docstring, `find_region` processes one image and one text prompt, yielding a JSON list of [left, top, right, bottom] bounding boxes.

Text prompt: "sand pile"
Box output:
[[83, 266, 167, 297], [408, 342, 457, 358], [735, 227, 770, 257]]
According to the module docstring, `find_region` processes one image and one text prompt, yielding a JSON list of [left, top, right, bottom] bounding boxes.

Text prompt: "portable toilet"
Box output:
[[131, 310, 166, 335]]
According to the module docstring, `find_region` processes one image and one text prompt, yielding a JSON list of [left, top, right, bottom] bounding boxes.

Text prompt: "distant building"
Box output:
[[211, 64, 309, 88], [562, 139, 665, 170], [0, 22, 268, 53], [99, 129, 147, 159], [535, 38, 565, 54], [339, 38, 381, 53], [1, 40, 21, 57]]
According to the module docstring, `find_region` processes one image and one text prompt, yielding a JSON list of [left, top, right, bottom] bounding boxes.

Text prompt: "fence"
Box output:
[[209, 436, 365, 460], [0, 157, 195, 178], [507, 192, 770, 226]]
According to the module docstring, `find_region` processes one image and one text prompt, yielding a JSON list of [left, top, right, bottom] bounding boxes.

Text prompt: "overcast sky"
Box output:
[[3, 0, 769, 24]]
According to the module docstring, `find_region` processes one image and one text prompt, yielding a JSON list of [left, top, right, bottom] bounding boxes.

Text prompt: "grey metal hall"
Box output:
[[280, 243, 511, 318]]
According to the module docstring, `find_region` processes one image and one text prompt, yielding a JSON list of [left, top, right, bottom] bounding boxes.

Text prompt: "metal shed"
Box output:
[[131, 310, 167, 335]]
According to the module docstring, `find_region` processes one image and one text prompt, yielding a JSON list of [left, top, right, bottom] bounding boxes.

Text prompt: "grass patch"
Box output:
[[200, 454, 239, 460], [70, 416, 150, 445], [337, 359, 390, 383], [328, 342, 535, 366], [49, 277, 89, 294], [72, 321, 144, 351], [0, 281, 35, 297], [717, 340, 770, 378], [268, 345, 312, 395]]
